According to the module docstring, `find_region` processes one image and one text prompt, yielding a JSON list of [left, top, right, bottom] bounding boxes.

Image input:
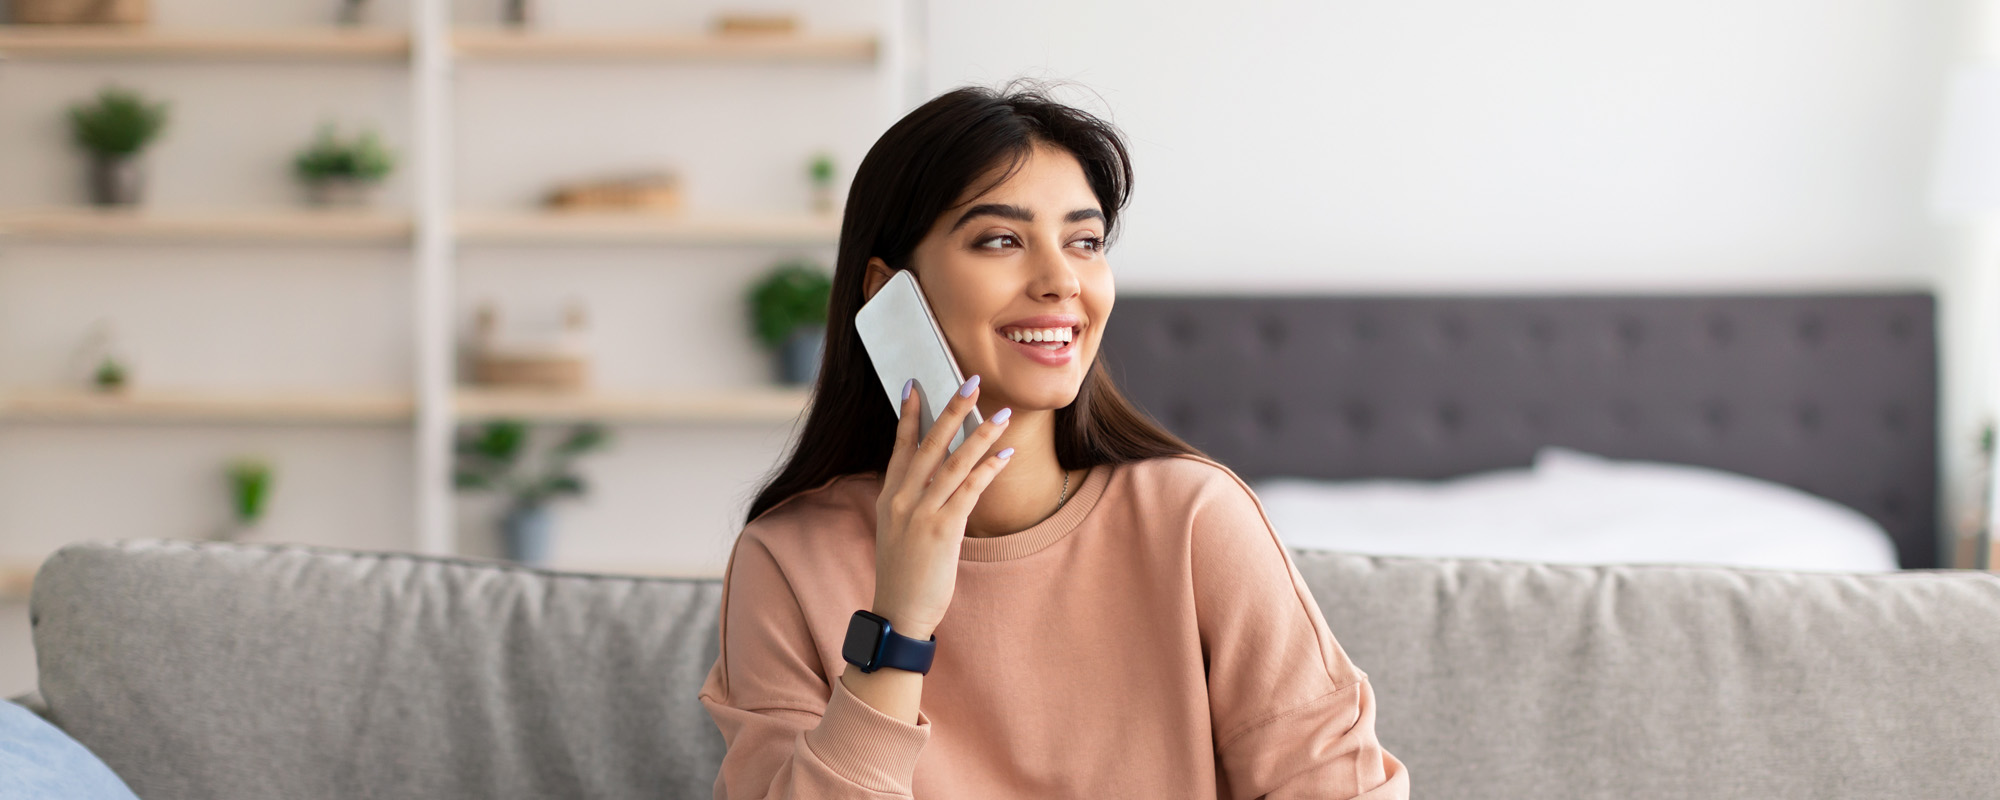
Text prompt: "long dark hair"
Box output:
[[744, 80, 1205, 525]]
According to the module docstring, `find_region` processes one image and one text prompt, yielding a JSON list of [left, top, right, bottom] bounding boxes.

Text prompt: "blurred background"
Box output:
[[1, 0, 1995, 698]]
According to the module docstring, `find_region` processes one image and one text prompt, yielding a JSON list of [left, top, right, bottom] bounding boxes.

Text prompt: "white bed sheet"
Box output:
[[1249, 447, 1900, 572]]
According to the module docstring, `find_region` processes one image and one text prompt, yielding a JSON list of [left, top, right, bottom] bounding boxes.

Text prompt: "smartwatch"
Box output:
[[841, 610, 936, 675]]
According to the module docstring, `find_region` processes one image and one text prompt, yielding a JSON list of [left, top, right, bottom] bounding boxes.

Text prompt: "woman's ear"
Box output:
[[862, 257, 894, 303]]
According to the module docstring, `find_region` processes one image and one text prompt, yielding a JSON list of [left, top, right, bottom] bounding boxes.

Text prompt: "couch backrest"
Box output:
[[1293, 548, 2000, 799], [31, 540, 2000, 800], [33, 540, 729, 800]]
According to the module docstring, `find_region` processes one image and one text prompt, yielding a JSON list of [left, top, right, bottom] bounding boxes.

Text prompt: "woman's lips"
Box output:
[[998, 331, 1076, 366]]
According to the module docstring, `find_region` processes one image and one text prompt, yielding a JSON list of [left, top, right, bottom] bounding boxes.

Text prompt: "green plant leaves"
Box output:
[[452, 420, 610, 509], [294, 122, 397, 182], [69, 86, 169, 157], [748, 259, 832, 350], [226, 458, 273, 523]]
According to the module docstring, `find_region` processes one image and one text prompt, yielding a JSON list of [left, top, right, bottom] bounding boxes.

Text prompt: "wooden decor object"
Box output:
[[470, 301, 592, 391], [11, 0, 150, 24], [713, 13, 798, 35], [544, 171, 683, 213]]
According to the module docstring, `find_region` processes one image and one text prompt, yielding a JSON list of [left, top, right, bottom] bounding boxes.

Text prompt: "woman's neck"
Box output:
[[963, 406, 1074, 539]]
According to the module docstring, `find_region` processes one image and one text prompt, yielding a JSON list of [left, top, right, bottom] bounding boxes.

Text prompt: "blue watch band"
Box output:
[[842, 610, 936, 675]]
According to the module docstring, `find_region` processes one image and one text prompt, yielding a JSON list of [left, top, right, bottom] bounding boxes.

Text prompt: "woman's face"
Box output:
[[865, 143, 1115, 415]]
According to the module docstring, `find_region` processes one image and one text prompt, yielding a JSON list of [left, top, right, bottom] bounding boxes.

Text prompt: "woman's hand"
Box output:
[[871, 375, 1014, 641]]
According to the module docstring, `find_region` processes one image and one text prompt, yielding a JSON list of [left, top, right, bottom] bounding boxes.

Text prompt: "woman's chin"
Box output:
[[989, 381, 1080, 413]]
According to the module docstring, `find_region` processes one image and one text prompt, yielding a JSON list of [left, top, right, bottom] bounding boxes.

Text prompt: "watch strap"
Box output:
[[876, 625, 936, 675]]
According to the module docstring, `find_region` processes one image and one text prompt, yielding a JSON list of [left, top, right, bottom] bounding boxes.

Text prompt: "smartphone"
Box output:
[[854, 269, 983, 454]]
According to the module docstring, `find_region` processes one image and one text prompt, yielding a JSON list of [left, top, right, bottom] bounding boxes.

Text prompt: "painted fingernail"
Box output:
[[997, 447, 1014, 459], [902, 378, 914, 401], [958, 375, 980, 397], [991, 407, 1011, 425]]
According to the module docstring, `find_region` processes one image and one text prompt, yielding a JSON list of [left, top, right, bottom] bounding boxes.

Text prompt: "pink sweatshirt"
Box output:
[[699, 453, 1409, 799]]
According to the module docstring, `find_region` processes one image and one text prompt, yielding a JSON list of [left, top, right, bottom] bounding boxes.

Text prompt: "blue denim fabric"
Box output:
[[0, 700, 139, 800]]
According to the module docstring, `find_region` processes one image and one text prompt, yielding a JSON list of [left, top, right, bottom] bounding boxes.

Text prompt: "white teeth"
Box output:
[[1004, 327, 1073, 343]]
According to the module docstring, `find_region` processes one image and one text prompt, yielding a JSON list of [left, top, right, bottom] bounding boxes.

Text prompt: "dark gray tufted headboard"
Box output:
[[1097, 293, 1940, 568]]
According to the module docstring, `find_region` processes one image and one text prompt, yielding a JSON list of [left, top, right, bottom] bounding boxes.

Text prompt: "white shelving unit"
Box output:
[[0, 1, 921, 573]]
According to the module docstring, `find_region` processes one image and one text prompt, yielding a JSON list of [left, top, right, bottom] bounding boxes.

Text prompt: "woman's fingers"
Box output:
[[942, 445, 1014, 519], [919, 400, 1011, 513], [900, 375, 981, 497], [882, 377, 921, 490]]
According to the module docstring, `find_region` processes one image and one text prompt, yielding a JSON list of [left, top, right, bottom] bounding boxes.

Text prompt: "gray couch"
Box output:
[[13, 539, 2000, 799]]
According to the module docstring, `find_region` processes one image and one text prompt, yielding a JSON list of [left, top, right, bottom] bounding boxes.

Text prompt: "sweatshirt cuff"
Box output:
[[803, 672, 932, 793]]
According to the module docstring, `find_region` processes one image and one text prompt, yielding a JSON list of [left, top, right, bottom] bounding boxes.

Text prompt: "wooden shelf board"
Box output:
[[0, 207, 414, 243], [0, 389, 415, 423], [0, 26, 410, 59], [455, 386, 810, 423], [456, 210, 839, 245], [452, 29, 877, 62]]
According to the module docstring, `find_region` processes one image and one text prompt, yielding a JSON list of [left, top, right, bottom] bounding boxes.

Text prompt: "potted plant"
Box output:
[[293, 123, 396, 207], [218, 458, 274, 541], [92, 356, 129, 392], [452, 419, 610, 565], [807, 151, 837, 214], [68, 86, 168, 206], [747, 259, 832, 385], [75, 318, 133, 393]]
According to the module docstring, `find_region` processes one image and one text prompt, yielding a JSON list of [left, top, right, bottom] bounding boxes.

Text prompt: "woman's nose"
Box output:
[[1031, 243, 1080, 298]]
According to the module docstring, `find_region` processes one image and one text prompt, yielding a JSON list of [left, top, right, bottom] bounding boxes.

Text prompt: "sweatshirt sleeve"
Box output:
[[698, 531, 933, 799], [1190, 475, 1410, 800]]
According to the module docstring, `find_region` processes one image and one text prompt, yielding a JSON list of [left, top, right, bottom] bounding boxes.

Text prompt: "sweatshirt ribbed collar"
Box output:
[[956, 463, 1112, 562]]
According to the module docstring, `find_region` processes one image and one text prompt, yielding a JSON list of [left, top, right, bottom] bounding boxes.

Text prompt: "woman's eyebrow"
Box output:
[[949, 203, 1104, 233]]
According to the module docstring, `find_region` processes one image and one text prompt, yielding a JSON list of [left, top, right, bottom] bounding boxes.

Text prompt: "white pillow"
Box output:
[[1249, 447, 1899, 572]]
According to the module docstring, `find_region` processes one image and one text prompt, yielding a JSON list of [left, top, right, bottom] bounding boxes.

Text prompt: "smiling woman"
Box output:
[[702, 80, 1409, 800], [743, 80, 1198, 529]]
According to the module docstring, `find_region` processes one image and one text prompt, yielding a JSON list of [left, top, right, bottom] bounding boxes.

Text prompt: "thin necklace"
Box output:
[[1057, 468, 1071, 508]]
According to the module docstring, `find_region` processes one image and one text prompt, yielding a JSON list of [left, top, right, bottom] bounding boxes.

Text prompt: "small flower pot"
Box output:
[[302, 177, 379, 208], [87, 154, 144, 206], [501, 503, 553, 565], [776, 324, 825, 385]]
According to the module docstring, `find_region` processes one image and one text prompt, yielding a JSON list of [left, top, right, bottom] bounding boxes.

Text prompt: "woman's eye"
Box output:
[[1073, 236, 1106, 252], [977, 234, 1018, 249]]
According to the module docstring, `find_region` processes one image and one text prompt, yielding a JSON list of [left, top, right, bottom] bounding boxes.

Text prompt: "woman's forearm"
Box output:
[[838, 661, 926, 725]]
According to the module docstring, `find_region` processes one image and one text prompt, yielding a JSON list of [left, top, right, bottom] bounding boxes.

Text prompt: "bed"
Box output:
[[1095, 293, 1939, 570]]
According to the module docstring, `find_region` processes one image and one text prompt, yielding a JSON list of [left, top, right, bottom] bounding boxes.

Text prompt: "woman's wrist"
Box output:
[[841, 663, 925, 724], [870, 605, 936, 641]]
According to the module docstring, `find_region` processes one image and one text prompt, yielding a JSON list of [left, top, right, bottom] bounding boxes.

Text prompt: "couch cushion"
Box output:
[[1293, 550, 2000, 800], [31, 540, 726, 800]]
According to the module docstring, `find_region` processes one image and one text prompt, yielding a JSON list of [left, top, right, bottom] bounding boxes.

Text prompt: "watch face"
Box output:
[[842, 611, 887, 668]]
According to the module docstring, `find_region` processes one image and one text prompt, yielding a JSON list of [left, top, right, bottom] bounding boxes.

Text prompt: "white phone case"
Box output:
[[854, 270, 983, 454]]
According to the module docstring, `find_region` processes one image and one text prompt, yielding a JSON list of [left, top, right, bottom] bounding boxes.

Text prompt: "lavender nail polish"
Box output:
[[997, 447, 1014, 459], [958, 375, 980, 397], [991, 407, 1012, 425], [902, 378, 914, 401]]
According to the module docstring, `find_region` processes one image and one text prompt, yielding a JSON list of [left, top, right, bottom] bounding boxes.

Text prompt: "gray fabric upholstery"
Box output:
[[31, 539, 2000, 799], [31, 539, 727, 800], [8, 690, 49, 719], [1294, 549, 2000, 799], [1098, 294, 1940, 567]]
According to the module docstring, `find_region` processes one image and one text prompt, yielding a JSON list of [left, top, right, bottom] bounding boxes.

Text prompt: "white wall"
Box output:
[[927, 0, 1961, 291]]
